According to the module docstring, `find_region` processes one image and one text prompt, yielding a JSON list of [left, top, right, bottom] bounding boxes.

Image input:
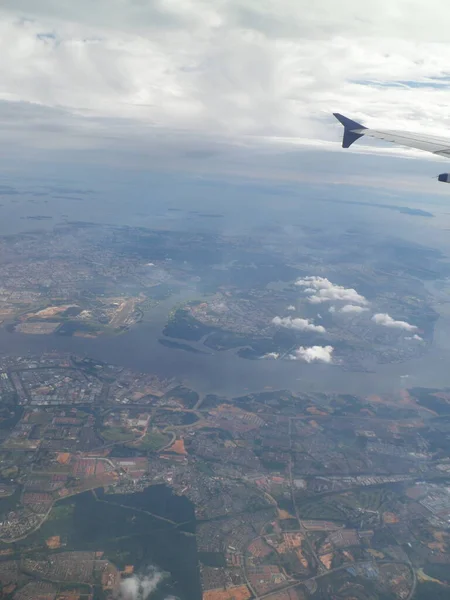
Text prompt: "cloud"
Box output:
[[405, 333, 423, 341], [262, 352, 280, 359], [340, 304, 369, 314], [272, 315, 326, 333], [289, 345, 334, 363], [296, 276, 368, 306], [118, 567, 166, 600], [372, 313, 417, 331], [2, 0, 450, 173], [286, 305, 296, 311]]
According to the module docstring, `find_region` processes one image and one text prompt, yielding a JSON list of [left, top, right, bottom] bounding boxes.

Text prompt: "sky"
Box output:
[[3, 0, 450, 194]]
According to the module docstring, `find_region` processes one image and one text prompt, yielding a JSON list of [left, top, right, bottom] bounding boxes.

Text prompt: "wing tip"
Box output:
[[333, 112, 366, 148], [333, 112, 347, 126]]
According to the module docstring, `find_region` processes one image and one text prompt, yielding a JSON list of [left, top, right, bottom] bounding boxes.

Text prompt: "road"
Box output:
[[240, 414, 418, 600], [254, 559, 416, 600], [287, 416, 324, 574]]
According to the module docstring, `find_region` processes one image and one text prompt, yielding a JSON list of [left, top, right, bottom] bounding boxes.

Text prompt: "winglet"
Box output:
[[333, 113, 367, 148]]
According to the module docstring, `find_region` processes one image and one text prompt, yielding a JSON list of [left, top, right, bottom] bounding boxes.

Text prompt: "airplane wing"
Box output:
[[333, 112, 450, 158], [333, 113, 450, 182]]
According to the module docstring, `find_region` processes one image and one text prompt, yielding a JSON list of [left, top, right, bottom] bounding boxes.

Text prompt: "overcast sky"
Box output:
[[2, 0, 450, 192]]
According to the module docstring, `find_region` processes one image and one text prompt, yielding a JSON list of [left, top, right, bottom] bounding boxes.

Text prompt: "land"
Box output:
[[0, 221, 444, 371], [0, 354, 448, 599], [0, 220, 449, 598]]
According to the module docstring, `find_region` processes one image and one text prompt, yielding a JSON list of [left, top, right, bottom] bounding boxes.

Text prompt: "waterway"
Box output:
[[2, 288, 450, 398], [3, 173, 450, 397]]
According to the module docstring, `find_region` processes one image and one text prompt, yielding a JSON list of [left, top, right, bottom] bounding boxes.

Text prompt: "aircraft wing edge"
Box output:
[[333, 112, 450, 156], [333, 112, 450, 184], [333, 113, 367, 148]]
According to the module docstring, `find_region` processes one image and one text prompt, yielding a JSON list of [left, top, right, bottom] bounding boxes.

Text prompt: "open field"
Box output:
[[203, 585, 251, 600]]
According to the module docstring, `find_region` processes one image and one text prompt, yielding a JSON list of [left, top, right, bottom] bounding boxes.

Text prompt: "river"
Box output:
[[3, 172, 450, 397], [2, 288, 450, 398]]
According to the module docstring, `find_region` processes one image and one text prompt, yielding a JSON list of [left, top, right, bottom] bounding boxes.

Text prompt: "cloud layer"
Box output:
[[289, 345, 334, 363], [2, 0, 450, 165], [372, 313, 417, 331], [272, 315, 326, 333], [296, 277, 368, 306]]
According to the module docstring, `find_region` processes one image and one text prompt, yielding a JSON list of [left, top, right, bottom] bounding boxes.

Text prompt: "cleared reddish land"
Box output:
[[203, 585, 251, 600]]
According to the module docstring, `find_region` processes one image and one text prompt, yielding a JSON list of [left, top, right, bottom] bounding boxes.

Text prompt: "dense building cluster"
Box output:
[[0, 352, 448, 599]]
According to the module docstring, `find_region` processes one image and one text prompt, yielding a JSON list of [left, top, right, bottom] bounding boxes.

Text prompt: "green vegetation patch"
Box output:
[[48, 503, 75, 522], [163, 308, 214, 341], [131, 430, 169, 451], [100, 427, 136, 443], [296, 498, 347, 522]]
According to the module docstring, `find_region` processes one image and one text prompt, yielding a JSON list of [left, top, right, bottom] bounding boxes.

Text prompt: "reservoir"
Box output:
[[17, 485, 200, 600]]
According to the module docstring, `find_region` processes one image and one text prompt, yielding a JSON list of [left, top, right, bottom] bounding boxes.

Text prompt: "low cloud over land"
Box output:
[[340, 304, 369, 314], [272, 315, 326, 333], [118, 567, 168, 600], [289, 345, 334, 363], [262, 352, 280, 359], [296, 277, 368, 306], [372, 313, 417, 331]]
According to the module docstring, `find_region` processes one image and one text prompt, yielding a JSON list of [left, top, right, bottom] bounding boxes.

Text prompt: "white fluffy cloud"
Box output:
[[262, 352, 280, 359], [372, 313, 417, 331], [289, 345, 334, 363], [286, 305, 296, 311], [405, 334, 423, 341], [340, 304, 369, 314], [2, 0, 450, 164], [296, 276, 368, 306], [272, 315, 326, 333], [119, 567, 166, 600]]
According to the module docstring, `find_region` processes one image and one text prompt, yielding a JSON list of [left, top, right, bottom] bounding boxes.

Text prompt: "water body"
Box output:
[[19, 486, 200, 600], [85, 486, 199, 600], [2, 289, 450, 397], [3, 174, 450, 397]]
